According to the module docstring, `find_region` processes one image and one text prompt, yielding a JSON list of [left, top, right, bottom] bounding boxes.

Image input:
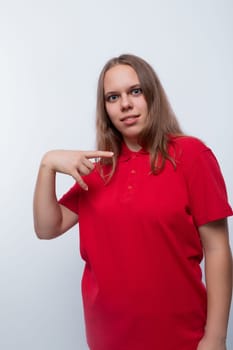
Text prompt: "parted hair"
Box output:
[[96, 54, 183, 177]]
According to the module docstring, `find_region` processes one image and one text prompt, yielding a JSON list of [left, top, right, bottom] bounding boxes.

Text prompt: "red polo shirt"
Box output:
[[59, 136, 232, 350]]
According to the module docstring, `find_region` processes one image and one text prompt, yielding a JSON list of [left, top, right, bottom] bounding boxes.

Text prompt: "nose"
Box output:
[[120, 93, 132, 111]]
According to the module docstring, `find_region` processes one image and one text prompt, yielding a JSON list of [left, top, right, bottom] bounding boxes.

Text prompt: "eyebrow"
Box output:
[[104, 84, 141, 98]]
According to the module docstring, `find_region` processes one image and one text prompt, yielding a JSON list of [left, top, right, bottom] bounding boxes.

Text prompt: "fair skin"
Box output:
[[33, 64, 232, 349], [197, 220, 232, 350], [33, 150, 114, 238], [104, 64, 148, 151]]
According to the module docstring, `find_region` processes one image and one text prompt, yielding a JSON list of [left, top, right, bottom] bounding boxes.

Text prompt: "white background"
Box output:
[[0, 0, 232, 349]]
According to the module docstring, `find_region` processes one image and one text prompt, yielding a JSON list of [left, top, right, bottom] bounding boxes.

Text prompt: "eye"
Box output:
[[106, 94, 119, 102], [131, 87, 143, 96]]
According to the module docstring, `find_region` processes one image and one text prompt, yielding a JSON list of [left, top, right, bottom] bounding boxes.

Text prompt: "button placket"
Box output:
[[125, 156, 138, 194]]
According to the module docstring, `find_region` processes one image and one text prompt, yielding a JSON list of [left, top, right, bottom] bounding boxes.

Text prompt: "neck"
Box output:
[[124, 139, 142, 152]]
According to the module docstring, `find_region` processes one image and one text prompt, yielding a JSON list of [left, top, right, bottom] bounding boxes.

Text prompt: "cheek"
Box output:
[[106, 105, 118, 122], [134, 96, 148, 114], [142, 104, 149, 118], [141, 99, 148, 113]]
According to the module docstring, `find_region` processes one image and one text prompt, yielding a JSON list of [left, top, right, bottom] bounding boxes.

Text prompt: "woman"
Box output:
[[33, 54, 233, 350]]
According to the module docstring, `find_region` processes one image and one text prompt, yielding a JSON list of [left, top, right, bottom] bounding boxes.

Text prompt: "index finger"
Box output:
[[84, 150, 114, 159]]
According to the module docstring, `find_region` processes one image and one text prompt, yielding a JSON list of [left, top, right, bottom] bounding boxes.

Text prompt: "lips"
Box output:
[[120, 115, 139, 122], [120, 115, 140, 126]]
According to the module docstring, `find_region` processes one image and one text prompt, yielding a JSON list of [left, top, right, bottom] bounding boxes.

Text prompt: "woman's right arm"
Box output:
[[33, 149, 113, 239]]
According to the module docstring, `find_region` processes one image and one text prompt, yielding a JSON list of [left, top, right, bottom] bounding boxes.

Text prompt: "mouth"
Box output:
[[120, 115, 140, 122]]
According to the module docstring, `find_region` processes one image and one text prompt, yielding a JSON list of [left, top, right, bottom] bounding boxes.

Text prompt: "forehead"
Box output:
[[104, 64, 140, 92]]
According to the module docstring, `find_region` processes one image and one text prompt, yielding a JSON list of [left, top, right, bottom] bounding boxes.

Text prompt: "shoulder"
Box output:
[[169, 135, 210, 164], [171, 135, 208, 152]]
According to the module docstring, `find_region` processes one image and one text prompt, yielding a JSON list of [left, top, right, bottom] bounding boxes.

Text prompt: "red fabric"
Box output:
[[59, 136, 232, 350]]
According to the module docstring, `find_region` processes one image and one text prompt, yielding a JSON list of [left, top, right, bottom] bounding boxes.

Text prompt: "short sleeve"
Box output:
[[186, 149, 233, 226], [59, 182, 81, 215]]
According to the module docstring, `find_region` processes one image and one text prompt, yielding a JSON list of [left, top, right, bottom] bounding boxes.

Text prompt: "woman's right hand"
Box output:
[[41, 150, 114, 190]]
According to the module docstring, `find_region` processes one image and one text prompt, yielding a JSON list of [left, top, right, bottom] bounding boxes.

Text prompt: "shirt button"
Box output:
[[131, 169, 136, 174], [128, 185, 133, 190]]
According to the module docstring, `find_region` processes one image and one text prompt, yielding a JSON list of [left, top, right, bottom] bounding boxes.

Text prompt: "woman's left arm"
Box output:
[[197, 219, 233, 350]]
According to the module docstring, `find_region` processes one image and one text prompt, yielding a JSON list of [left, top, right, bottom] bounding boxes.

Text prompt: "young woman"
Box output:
[[33, 54, 233, 350]]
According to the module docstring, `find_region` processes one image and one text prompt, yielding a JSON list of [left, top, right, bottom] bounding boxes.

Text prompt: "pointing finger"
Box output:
[[85, 151, 114, 159]]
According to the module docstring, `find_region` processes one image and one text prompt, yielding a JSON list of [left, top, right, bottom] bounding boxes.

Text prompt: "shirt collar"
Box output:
[[119, 142, 149, 162]]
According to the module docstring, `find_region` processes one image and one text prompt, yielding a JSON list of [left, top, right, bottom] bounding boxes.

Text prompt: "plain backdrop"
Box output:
[[0, 0, 232, 349]]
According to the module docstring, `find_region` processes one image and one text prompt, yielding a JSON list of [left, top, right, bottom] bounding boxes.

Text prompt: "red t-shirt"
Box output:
[[59, 136, 232, 350]]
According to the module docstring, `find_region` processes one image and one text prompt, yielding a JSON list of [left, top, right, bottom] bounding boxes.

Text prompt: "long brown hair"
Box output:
[[96, 54, 183, 177]]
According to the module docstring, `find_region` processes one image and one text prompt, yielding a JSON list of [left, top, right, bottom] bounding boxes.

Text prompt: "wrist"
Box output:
[[40, 151, 56, 173]]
